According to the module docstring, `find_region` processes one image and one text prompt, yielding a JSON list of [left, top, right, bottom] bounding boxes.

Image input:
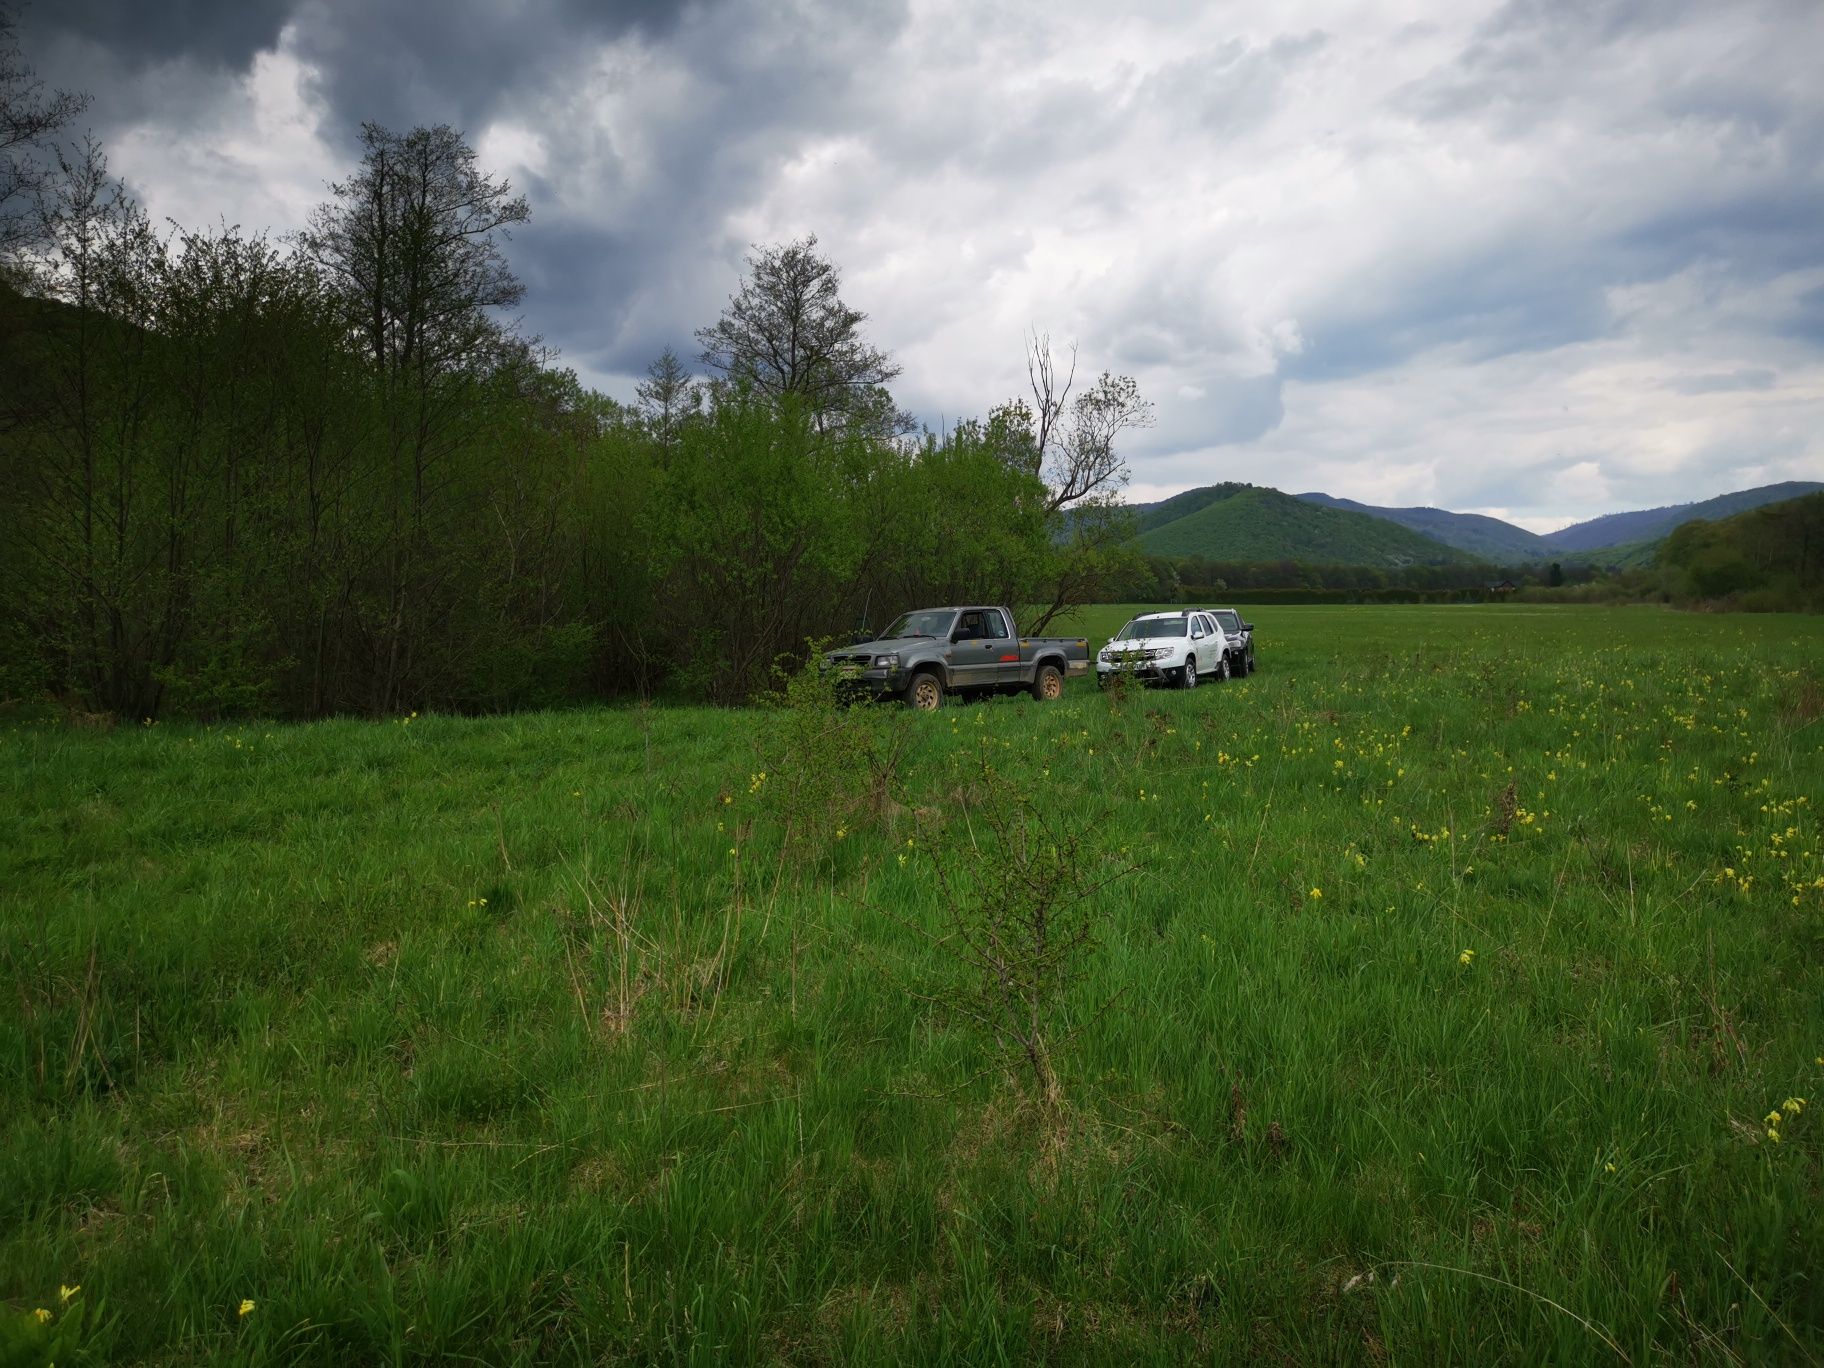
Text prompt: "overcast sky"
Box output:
[[19, 0, 1824, 530]]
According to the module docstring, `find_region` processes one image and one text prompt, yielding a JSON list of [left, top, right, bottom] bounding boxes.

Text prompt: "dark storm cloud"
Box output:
[[284, 0, 702, 138], [21, 0, 293, 70], [22, 0, 700, 131], [487, 0, 915, 382]]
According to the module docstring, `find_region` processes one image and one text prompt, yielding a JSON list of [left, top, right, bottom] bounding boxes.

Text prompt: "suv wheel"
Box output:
[[1179, 656, 1198, 689]]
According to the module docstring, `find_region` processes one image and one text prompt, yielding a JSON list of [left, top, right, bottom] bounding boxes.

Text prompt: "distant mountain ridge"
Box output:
[[1294, 493, 1550, 561], [1285, 482, 1822, 562], [1126, 480, 1823, 567], [1539, 482, 1823, 552]]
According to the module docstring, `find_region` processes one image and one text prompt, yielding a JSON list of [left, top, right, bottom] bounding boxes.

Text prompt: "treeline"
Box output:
[[1177, 587, 1496, 606], [1655, 493, 1824, 611], [0, 80, 1149, 717], [1097, 553, 1591, 601]]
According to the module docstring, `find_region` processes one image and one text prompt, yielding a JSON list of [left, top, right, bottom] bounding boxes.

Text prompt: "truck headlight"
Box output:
[[873, 653, 898, 668]]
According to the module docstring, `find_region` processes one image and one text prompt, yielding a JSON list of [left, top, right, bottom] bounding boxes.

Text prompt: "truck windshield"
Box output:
[[881, 610, 955, 639], [1117, 616, 1189, 640]]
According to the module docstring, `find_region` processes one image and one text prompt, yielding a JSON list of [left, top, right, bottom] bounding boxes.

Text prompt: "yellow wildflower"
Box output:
[[239, 1299, 256, 1317], [1765, 1111, 1783, 1126], [1459, 948, 1476, 966], [1766, 1129, 1781, 1144], [59, 1284, 79, 1302], [1783, 1097, 1805, 1115], [33, 1308, 51, 1323], [1309, 887, 1322, 900]]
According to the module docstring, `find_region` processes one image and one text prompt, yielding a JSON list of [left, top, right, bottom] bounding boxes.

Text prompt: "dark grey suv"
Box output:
[[1202, 607, 1256, 676]]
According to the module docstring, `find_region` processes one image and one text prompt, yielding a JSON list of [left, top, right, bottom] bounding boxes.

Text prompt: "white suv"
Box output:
[[1096, 610, 1231, 689]]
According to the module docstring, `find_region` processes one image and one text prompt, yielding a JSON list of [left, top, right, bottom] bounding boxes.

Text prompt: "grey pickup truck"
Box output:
[[826, 606, 1091, 710]]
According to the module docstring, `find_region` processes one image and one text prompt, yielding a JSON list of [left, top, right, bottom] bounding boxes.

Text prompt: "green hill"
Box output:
[[1137, 484, 1473, 565], [1295, 493, 1550, 562], [1135, 482, 1255, 534]]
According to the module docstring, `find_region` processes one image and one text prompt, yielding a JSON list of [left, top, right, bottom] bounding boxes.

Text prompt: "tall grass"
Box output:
[[3, 605, 1821, 1363]]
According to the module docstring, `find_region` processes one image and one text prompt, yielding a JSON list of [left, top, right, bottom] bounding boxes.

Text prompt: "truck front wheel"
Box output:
[[905, 671, 945, 711], [1030, 663, 1064, 702]]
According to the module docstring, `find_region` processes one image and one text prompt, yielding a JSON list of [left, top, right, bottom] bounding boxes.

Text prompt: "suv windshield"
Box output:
[[1214, 611, 1241, 633], [881, 610, 956, 640], [1117, 616, 1189, 640]]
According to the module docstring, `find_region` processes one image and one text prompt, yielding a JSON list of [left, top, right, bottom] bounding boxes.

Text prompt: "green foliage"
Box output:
[[1, 88, 1148, 720], [0, 1288, 100, 1368], [1658, 492, 1824, 610], [1, 203, 1112, 716]]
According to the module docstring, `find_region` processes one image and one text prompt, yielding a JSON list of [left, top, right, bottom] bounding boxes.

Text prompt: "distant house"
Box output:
[[1486, 579, 1519, 597]]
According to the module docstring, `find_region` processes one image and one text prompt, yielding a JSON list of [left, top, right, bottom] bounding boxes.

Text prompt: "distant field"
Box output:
[[5, 606, 1822, 1363]]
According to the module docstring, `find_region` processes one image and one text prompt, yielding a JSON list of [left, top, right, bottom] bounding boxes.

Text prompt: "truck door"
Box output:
[[950, 608, 1011, 689], [1190, 613, 1216, 672], [980, 608, 1020, 684]]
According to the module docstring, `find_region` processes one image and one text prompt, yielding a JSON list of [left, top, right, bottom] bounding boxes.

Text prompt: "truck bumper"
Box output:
[[1096, 662, 1175, 684], [831, 666, 906, 701]]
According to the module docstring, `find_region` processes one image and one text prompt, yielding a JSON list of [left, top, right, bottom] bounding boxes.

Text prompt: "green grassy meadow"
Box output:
[[4, 605, 1822, 1363]]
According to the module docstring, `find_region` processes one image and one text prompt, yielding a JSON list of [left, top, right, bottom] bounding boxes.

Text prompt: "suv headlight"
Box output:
[[1148, 647, 1172, 660], [872, 653, 899, 668]]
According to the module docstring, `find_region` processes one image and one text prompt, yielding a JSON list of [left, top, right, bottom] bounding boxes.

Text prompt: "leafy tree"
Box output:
[[296, 122, 538, 709], [298, 121, 529, 381], [1011, 332, 1155, 515], [636, 345, 698, 447], [695, 234, 910, 438], [998, 334, 1153, 630], [643, 395, 867, 702]]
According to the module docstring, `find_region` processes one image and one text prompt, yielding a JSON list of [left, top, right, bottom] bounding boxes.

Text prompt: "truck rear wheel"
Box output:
[[1030, 663, 1064, 702], [905, 671, 944, 711]]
